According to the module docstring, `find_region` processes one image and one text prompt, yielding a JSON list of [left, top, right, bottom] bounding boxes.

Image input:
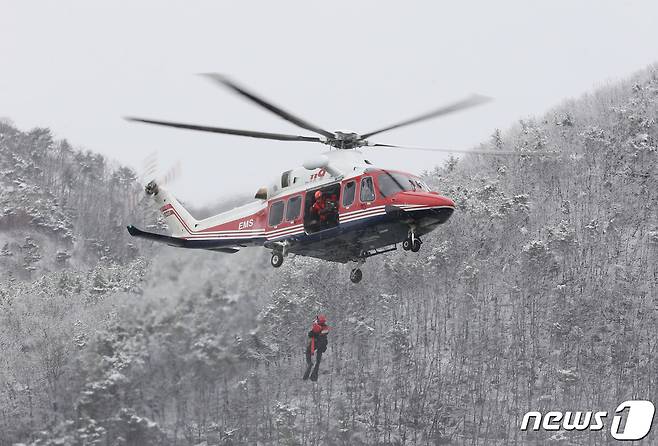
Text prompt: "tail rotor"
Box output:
[[129, 152, 183, 207]]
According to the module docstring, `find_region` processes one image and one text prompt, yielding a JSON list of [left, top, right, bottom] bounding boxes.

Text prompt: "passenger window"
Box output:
[[360, 177, 375, 202], [342, 181, 356, 207], [268, 201, 285, 226], [286, 196, 302, 221]]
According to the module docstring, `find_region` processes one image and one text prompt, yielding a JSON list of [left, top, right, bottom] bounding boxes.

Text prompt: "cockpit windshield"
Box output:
[[378, 172, 430, 197], [413, 179, 431, 192], [378, 172, 426, 197]]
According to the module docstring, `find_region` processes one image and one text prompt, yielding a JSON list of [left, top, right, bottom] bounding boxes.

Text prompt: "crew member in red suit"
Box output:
[[311, 190, 327, 223], [303, 314, 330, 381]]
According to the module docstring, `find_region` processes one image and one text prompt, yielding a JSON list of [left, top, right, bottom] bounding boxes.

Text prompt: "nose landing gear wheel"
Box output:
[[402, 239, 412, 251], [350, 268, 363, 284], [411, 239, 422, 252], [271, 252, 284, 268]]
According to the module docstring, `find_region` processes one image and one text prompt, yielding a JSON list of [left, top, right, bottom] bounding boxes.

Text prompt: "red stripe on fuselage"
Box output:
[[158, 169, 454, 240]]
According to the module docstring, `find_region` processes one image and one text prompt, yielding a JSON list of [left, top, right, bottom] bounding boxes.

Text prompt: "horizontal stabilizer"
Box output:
[[127, 225, 185, 247], [126, 225, 240, 254]]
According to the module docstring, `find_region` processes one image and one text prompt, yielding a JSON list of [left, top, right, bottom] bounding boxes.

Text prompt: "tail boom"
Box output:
[[147, 182, 198, 237]]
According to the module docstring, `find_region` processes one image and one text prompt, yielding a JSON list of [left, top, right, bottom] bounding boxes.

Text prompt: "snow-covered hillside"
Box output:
[[1, 65, 657, 445]]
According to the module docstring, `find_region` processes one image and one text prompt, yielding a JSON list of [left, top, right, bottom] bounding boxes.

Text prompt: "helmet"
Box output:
[[316, 314, 327, 324], [314, 190, 322, 199]]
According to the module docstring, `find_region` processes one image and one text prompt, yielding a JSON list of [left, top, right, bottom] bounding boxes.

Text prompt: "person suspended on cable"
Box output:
[[303, 314, 330, 382]]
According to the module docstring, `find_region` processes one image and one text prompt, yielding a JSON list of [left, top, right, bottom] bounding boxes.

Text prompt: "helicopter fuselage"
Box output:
[[139, 165, 454, 265]]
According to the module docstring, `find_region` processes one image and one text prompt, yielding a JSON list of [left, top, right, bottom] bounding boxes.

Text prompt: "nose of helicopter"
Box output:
[[392, 190, 455, 208], [391, 191, 455, 224], [429, 193, 455, 209]]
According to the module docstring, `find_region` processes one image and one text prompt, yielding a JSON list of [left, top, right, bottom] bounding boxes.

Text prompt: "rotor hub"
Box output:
[[326, 131, 367, 149]]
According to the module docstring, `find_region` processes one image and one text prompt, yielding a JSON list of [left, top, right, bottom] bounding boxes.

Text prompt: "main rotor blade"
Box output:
[[360, 94, 492, 139], [202, 73, 336, 139], [370, 143, 536, 156], [125, 117, 323, 143]]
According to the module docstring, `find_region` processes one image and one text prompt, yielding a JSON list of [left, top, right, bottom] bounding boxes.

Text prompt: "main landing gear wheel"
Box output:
[[350, 268, 363, 284], [411, 239, 422, 252], [402, 239, 412, 251], [271, 252, 284, 268]]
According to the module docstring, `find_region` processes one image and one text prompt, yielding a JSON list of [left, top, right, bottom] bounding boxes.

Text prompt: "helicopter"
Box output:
[[126, 74, 521, 283]]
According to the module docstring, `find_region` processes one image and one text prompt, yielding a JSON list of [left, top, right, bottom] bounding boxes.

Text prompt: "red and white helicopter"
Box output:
[[126, 74, 516, 283]]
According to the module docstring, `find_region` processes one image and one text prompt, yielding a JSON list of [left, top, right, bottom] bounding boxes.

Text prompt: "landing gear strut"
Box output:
[[350, 268, 363, 284], [404, 229, 422, 253], [271, 252, 284, 268], [350, 255, 367, 284], [269, 241, 289, 268]]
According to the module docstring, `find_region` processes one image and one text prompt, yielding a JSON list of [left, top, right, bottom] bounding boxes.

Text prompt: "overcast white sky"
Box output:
[[2, 1, 657, 206]]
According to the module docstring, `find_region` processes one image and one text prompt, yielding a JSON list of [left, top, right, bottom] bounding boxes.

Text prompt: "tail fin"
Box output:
[[145, 181, 197, 237]]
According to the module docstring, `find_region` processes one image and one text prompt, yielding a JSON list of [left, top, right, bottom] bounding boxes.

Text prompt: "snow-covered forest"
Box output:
[[1, 65, 657, 445]]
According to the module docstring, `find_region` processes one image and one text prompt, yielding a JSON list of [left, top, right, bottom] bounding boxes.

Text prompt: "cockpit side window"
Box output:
[[268, 201, 285, 227], [343, 181, 356, 207], [360, 177, 376, 202]]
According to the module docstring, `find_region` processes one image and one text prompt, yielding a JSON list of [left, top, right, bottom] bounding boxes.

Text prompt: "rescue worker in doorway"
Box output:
[[303, 314, 330, 381], [312, 190, 339, 229], [326, 192, 339, 225], [311, 190, 327, 227]]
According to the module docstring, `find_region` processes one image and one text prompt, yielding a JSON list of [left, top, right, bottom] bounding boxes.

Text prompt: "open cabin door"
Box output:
[[303, 183, 341, 234]]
